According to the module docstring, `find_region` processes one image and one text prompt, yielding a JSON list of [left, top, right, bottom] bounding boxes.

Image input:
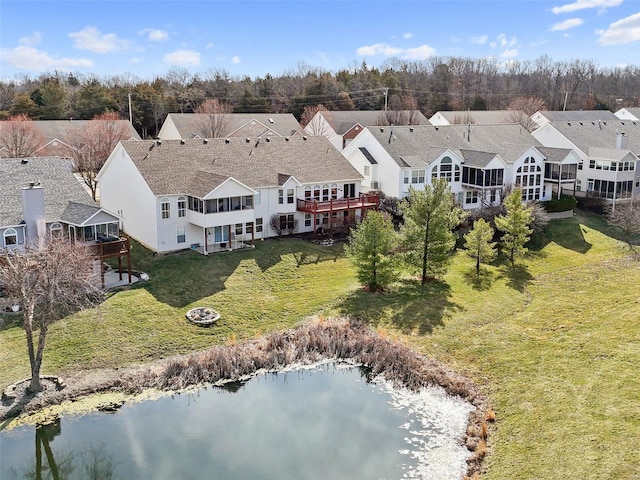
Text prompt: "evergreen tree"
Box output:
[[400, 179, 466, 284], [464, 218, 497, 276], [495, 188, 534, 266], [345, 211, 397, 292]]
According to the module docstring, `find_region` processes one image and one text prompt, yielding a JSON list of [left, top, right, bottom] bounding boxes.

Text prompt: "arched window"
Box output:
[[160, 198, 170, 219], [304, 186, 312, 200], [3, 228, 17, 247], [515, 157, 542, 200], [432, 156, 459, 182], [50, 222, 63, 237], [313, 185, 321, 200], [330, 184, 338, 200], [177, 196, 186, 218]]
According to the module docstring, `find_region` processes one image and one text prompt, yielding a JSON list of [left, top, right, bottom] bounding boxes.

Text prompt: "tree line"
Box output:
[[1, 55, 640, 138]]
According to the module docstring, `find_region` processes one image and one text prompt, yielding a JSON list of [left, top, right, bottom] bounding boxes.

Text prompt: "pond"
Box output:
[[0, 363, 473, 479]]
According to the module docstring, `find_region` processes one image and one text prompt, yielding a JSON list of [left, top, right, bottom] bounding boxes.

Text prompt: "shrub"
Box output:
[[542, 195, 577, 213]]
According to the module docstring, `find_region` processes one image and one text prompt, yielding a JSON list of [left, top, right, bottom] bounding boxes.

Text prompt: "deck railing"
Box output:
[[296, 193, 379, 213]]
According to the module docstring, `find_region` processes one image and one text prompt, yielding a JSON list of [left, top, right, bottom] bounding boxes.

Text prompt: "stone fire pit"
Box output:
[[186, 307, 220, 326]]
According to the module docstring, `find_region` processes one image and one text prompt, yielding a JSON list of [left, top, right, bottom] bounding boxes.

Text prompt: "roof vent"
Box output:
[[268, 117, 274, 123], [225, 138, 230, 143], [579, 122, 583, 125], [567, 122, 571, 126], [156, 139, 162, 145], [435, 126, 439, 131], [180, 139, 185, 145], [603, 121, 607, 125], [303, 136, 307, 140], [410, 127, 414, 132], [203, 139, 208, 144], [21, 159, 28, 165], [380, 127, 384, 132], [246, 137, 251, 143], [285, 136, 290, 141], [265, 137, 270, 142]]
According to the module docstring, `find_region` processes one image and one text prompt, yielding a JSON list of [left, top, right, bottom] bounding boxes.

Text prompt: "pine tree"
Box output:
[[464, 218, 497, 276], [400, 179, 466, 284], [495, 188, 534, 266], [345, 211, 397, 291]]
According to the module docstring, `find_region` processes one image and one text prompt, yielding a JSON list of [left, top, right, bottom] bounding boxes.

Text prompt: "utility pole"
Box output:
[[128, 93, 133, 124], [383, 88, 388, 111], [562, 91, 568, 111]]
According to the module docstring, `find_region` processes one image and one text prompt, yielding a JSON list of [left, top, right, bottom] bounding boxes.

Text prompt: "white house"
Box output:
[[342, 124, 581, 209], [532, 119, 640, 203], [0, 157, 121, 250], [97, 136, 376, 254], [304, 110, 429, 151], [157, 113, 303, 141]]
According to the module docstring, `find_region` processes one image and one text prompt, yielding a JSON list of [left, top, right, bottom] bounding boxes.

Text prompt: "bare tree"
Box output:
[[66, 112, 131, 201], [0, 237, 103, 393], [301, 104, 332, 135], [505, 96, 547, 131], [0, 114, 45, 157], [194, 98, 232, 138], [607, 198, 640, 254]]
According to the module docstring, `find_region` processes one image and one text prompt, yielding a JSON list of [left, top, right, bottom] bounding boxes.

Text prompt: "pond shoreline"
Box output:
[[0, 318, 491, 478]]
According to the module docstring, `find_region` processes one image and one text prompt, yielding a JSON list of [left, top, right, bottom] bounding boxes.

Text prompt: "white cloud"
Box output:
[[551, 17, 585, 30], [69, 26, 129, 53], [19, 31, 42, 47], [551, 0, 622, 14], [164, 49, 201, 66], [501, 48, 519, 58], [206, 43, 215, 49], [232, 56, 241, 64], [139, 28, 168, 42], [403, 32, 413, 39], [356, 43, 435, 60], [470, 35, 488, 44], [597, 12, 640, 45], [0, 45, 93, 71]]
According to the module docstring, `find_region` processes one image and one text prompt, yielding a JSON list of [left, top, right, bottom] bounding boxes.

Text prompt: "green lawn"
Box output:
[[1, 212, 639, 479]]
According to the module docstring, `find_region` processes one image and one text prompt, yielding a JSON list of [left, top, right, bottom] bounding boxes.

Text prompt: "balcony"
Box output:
[[296, 193, 379, 214]]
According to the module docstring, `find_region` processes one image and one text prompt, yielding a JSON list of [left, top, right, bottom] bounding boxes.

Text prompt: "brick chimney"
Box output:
[[21, 183, 46, 245]]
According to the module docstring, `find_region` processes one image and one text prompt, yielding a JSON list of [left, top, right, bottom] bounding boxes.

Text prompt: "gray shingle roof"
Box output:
[[459, 149, 498, 167], [119, 136, 363, 196], [366, 124, 540, 167], [60, 201, 102, 225], [319, 110, 430, 134], [547, 119, 640, 155], [164, 113, 303, 139], [537, 111, 618, 123], [431, 110, 520, 124], [588, 147, 634, 161], [536, 146, 575, 164], [0, 157, 98, 226], [32, 120, 141, 142]]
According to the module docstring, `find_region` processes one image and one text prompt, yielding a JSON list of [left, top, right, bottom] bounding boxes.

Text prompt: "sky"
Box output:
[[1, 0, 640, 81]]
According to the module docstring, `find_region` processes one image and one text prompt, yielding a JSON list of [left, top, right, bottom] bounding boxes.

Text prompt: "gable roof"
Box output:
[[0, 157, 99, 226], [117, 136, 363, 196], [318, 110, 430, 135], [536, 146, 576, 164], [162, 113, 303, 139], [616, 107, 640, 120], [33, 119, 141, 143], [430, 110, 521, 124], [364, 124, 541, 168], [534, 110, 618, 123], [544, 119, 640, 155]]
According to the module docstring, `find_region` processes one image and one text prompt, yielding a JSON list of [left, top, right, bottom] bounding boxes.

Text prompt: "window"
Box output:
[[403, 171, 410, 184], [331, 184, 338, 199], [305, 213, 312, 227], [160, 198, 170, 219], [304, 187, 312, 200], [322, 185, 329, 201], [278, 189, 284, 204], [50, 222, 63, 237], [246, 222, 254, 234], [256, 218, 263, 233], [287, 188, 295, 204], [177, 196, 186, 217], [177, 227, 186, 243], [188, 196, 203, 213], [254, 191, 262, 206], [411, 169, 425, 184], [465, 191, 479, 204], [235, 223, 243, 235], [3, 228, 17, 247], [313, 185, 321, 200], [279, 214, 296, 231], [364, 165, 370, 176]]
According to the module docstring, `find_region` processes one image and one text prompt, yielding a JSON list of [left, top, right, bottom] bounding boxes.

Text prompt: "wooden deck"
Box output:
[[296, 193, 379, 214]]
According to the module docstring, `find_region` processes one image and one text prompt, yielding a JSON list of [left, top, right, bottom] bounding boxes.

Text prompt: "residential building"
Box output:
[[530, 110, 618, 128], [428, 110, 523, 126], [532, 119, 640, 203], [342, 124, 580, 209], [157, 113, 303, 141], [0, 119, 141, 158], [0, 157, 121, 250], [303, 110, 430, 151], [97, 136, 376, 254]]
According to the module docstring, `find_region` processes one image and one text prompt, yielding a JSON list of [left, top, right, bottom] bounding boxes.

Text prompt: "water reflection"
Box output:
[[1, 364, 472, 480]]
